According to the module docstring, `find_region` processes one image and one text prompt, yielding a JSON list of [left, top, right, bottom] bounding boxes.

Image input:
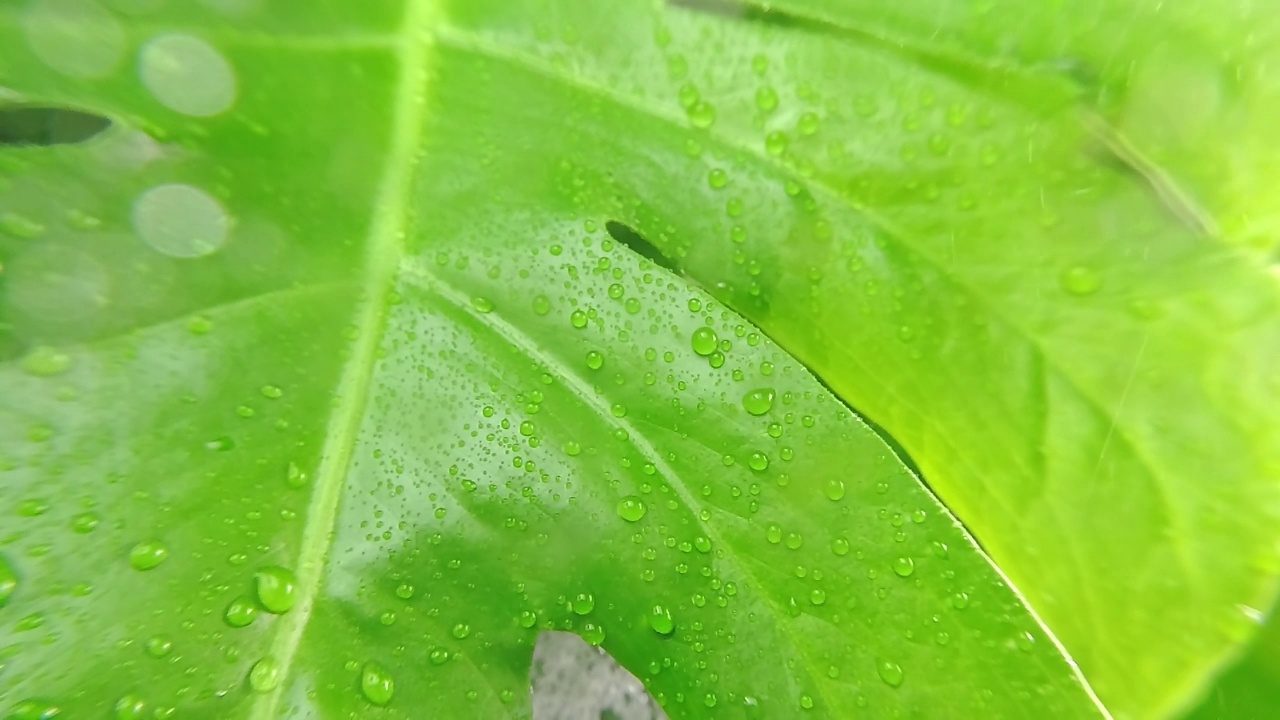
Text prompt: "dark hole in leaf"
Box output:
[[605, 221, 681, 275], [0, 106, 112, 147]]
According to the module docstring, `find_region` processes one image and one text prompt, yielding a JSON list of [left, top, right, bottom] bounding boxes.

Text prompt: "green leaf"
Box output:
[[0, 1, 1107, 717]]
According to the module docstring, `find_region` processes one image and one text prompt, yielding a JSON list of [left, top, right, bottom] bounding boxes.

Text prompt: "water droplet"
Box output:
[[395, 583, 415, 599], [688, 100, 716, 128], [285, 461, 308, 489], [187, 315, 213, 335], [748, 452, 769, 472], [585, 350, 604, 370], [562, 441, 582, 457], [139, 33, 237, 117], [707, 168, 728, 189], [741, 388, 775, 416], [21, 346, 71, 377], [17, 499, 49, 517], [892, 557, 915, 577], [693, 536, 711, 553], [809, 589, 826, 605], [0, 554, 17, 608], [260, 385, 283, 399], [569, 309, 588, 328], [823, 479, 846, 501], [582, 621, 606, 645], [691, 327, 718, 356], [800, 694, 815, 709], [951, 591, 970, 609], [830, 538, 850, 556], [224, 596, 258, 628], [877, 659, 904, 687], [248, 656, 281, 693], [647, 604, 675, 636], [451, 623, 471, 639], [765, 131, 789, 155], [471, 296, 494, 313], [25, 0, 125, 79], [360, 661, 394, 702], [532, 295, 551, 315], [115, 694, 146, 719], [146, 635, 173, 658], [766, 523, 782, 544], [616, 496, 647, 522], [755, 86, 779, 112], [254, 566, 298, 614], [572, 591, 595, 615], [798, 112, 820, 135], [129, 541, 168, 571], [784, 532, 803, 550], [1060, 265, 1101, 295], [519, 610, 538, 628], [7, 699, 62, 720]]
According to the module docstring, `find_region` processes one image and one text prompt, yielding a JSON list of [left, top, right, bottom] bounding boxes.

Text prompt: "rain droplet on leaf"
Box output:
[[254, 566, 298, 614]]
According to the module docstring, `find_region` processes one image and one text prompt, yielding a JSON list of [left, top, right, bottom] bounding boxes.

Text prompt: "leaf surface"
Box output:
[[0, 0, 1108, 718]]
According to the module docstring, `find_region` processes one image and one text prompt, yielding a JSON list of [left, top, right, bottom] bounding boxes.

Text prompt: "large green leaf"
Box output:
[[0, 0, 1108, 718], [1, 0, 1277, 718]]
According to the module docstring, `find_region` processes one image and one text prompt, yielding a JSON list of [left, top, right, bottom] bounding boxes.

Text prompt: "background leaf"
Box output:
[[0, 0, 1109, 717]]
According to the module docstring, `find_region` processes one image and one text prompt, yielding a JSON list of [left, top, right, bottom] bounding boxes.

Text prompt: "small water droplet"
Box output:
[[585, 350, 604, 370], [360, 661, 394, 702], [0, 554, 17, 608], [395, 583, 415, 599], [616, 496, 647, 522], [892, 557, 915, 577], [532, 295, 551, 316], [823, 479, 846, 501], [21, 346, 71, 377], [519, 610, 538, 628], [285, 461, 308, 489], [572, 591, 595, 615], [451, 622, 471, 639], [582, 621, 606, 645], [951, 591, 970, 609], [248, 656, 281, 692], [471, 296, 494, 313], [569, 309, 588, 328], [1060, 265, 1101, 295], [254, 566, 298, 614], [830, 538, 850, 556], [260, 385, 283, 399], [114, 694, 146, 719], [784, 532, 803, 550], [755, 86, 779, 112], [748, 452, 769, 472], [129, 541, 169, 571], [877, 659, 904, 687], [799, 694, 815, 709], [562, 440, 582, 456], [766, 524, 782, 544], [688, 100, 716, 128], [648, 605, 675, 636], [224, 596, 258, 628], [145, 635, 173, 658], [741, 388, 775, 416]]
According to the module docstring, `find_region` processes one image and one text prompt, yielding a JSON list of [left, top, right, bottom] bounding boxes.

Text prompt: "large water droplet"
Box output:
[[129, 541, 169, 571], [823, 479, 846, 501], [114, 694, 146, 719], [571, 591, 595, 615], [361, 661, 395, 706], [892, 557, 914, 577], [616, 496, 647, 522], [741, 388, 775, 416], [690, 327, 718, 356], [254, 566, 298, 614]]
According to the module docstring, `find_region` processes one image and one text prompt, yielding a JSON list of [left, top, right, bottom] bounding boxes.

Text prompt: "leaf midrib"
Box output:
[[248, 1, 439, 716]]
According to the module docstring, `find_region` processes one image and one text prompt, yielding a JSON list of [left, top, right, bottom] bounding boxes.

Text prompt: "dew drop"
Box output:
[[260, 385, 283, 399], [115, 694, 146, 719], [823, 479, 846, 501], [585, 350, 604, 370], [877, 659, 904, 687], [395, 583, 415, 599], [582, 621, 606, 645], [532, 295, 551, 315], [892, 557, 915, 577], [562, 441, 582, 457], [690, 327, 718, 356], [0, 554, 17, 608], [951, 591, 970, 609], [1060, 265, 1101, 295], [21, 346, 71, 377], [248, 656, 281, 692], [572, 592, 596, 615], [145, 635, 173, 658], [688, 100, 716, 128], [285, 461, 308, 489], [616, 496, 647, 523], [647, 604, 675, 636], [748, 452, 769, 472], [353, 660, 395, 708], [569, 309, 588, 328], [830, 538, 850, 556], [755, 86, 779, 112], [129, 541, 168, 571], [254, 566, 298, 614], [741, 388, 775, 416], [471, 296, 494, 313], [766, 524, 782, 544], [451, 623, 471, 639], [519, 610, 538, 628], [224, 596, 257, 628]]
